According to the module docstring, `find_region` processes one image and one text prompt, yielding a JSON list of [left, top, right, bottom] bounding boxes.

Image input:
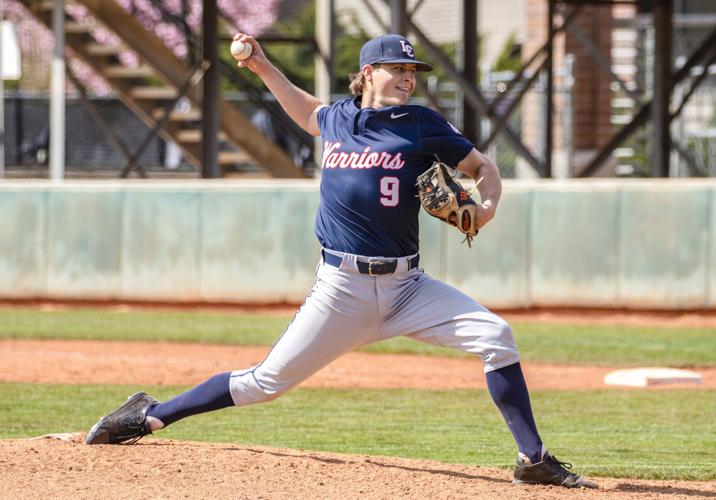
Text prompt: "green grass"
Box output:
[[1, 383, 714, 480], [0, 309, 291, 345], [0, 308, 714, 367], [366, 323, 716, 367]]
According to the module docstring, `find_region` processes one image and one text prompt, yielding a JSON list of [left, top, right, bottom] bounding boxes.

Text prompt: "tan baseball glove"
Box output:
[[416, 162, 479, 247]]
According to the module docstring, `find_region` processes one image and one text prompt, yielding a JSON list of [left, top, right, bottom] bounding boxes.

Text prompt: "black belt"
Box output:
[[322, 251, 419, 276]]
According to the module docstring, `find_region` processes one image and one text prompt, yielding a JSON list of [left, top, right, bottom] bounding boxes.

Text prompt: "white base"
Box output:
[[31, 432, 84, 442], [604, 367, 703, 387]]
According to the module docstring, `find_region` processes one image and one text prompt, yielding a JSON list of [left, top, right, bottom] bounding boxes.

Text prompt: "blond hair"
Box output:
[[348, 71, 365, 96]]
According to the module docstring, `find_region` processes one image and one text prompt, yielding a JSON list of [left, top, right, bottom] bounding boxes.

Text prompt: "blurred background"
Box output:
[[1, 0, 714, 180], [1, 1, 715, 311]]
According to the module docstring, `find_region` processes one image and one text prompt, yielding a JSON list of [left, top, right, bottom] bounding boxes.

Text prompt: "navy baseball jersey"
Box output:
[[316, 97, 474, 257]]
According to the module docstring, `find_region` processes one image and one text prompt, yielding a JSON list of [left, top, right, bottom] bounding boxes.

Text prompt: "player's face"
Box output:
[[367, 63, 416, 107]]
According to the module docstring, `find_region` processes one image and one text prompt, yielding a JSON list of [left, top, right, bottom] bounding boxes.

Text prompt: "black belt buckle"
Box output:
[[359, 259, 397, 276], [368, 260, 385, 276]]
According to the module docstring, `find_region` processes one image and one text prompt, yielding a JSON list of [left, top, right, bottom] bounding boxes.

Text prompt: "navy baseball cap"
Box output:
[[359, 34, 433, 71]]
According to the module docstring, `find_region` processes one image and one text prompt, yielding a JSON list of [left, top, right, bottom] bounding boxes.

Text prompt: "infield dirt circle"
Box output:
[[1, 308, 715, 499]]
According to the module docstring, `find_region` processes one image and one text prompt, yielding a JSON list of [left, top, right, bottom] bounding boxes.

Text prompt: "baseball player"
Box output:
[[86, 33, 596, 489]]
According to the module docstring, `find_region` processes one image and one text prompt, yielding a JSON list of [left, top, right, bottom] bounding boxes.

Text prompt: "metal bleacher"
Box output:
[[19, 0, 307, 178]]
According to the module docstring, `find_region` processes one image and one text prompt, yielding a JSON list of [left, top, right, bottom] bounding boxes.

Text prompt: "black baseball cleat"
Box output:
[[86, 392, 158, 445], [513, 452, 598, 488]]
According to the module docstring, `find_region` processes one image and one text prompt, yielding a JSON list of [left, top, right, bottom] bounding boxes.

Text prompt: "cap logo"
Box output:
[[399, 40, 414, 58]]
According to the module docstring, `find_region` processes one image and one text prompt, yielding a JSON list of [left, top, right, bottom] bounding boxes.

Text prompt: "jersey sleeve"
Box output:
[[316, 98, 353, 135], [419, 107, 475, 167], [317, 104, 331, 134]]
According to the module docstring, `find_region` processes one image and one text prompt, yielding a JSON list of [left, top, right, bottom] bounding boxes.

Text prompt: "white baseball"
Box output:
[[230, 40, 253, 61]]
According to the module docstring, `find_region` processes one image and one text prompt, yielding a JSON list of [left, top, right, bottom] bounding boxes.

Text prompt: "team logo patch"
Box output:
[[399, 40, 414, 58]]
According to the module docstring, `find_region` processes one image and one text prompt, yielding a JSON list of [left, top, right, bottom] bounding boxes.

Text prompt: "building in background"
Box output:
[[3, 0, 715, 178], [522, 0, 617, 178], [522, 0, 716, 178], [335, 0, 525, 72]]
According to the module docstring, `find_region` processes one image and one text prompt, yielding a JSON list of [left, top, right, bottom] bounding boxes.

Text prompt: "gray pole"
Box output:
[[315, 0, 333, 102], [564, 54, 575, 178], [0, 0, 5, 179], [315, 0, 333, 167], [201, 0, 219, 178], [390, 0, 406, 34], [652, 0, 672, 177], [544, 0, 554, 178], [462, 0, 478, 144], [50, 0, 65, 181]]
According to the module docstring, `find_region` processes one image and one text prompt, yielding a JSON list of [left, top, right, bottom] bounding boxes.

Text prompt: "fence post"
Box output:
[[50, 0, 65, 181], [564, 53, 575, 178]]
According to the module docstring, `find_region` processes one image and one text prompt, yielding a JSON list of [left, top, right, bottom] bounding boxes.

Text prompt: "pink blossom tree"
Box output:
[[3, 0, 280, 95]]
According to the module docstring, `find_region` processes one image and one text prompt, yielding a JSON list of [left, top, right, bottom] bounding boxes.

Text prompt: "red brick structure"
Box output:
[[522, 0, 615, 176], [564, 5, 614, 153]]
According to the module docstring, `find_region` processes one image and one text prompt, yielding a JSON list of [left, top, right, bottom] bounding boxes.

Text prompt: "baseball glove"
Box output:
[[416, 162, 479, 247]]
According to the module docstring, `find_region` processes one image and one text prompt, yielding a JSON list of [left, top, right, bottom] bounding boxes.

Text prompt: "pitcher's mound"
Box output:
[[2, 436, 715, 499]]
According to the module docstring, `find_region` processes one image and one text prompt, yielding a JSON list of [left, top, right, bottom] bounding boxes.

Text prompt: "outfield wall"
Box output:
[[0, 179, 714, 309]]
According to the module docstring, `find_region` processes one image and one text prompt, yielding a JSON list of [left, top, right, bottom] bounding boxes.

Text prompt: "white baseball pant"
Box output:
[[229, 249, 520, 406]]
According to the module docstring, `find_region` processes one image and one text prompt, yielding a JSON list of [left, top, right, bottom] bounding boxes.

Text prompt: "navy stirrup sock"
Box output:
[[147, 372, 234, 427], [485, 362, 543, 463]]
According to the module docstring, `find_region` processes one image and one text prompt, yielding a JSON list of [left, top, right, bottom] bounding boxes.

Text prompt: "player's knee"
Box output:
[[228, 365, 299, 406], [470, 315, 520, 371], [491, 320, 520, 368], [496, 318, 517, 347]]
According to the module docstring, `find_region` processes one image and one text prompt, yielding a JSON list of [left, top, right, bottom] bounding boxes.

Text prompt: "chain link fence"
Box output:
[[2, 92, 197, 178]]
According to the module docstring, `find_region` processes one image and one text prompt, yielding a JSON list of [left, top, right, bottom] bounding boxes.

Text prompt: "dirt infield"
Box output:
[[1, 339, 714, 390], [2, 435, 715, 499]]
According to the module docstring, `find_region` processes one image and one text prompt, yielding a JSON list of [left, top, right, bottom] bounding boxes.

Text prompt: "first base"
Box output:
[[604, 367, 703, 387]]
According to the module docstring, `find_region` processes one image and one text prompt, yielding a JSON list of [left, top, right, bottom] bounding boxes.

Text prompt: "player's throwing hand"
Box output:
[[231, 33, 268, 75]]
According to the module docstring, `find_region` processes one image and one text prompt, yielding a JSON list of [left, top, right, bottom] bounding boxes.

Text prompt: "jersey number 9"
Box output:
[[380, 176, 400, 207]]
